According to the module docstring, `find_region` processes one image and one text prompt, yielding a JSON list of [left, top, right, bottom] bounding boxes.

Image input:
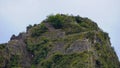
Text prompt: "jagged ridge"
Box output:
[[0, 14, 120, 68]]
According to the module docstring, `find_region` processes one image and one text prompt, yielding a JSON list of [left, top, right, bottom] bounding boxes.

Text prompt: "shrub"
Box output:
[[47, 14, 64, 29], [75, 15, 82, 23], [9, 55, 20, 67], [0, 44, 5, 49], [63, 23, 83, 35], [95, 60, 102, 67], [85, 31, 95, 41], [26, 25, 32, 31], [52, 53, 63, 63], [31, 23, 48, 37]]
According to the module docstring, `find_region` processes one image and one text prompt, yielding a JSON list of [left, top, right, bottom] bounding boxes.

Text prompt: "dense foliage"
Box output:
[[47, 14, 65, 29], [30, 23, 48, 37]]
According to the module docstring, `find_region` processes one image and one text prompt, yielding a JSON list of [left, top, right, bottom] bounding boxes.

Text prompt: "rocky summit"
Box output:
[[0, 14, 120, 68]]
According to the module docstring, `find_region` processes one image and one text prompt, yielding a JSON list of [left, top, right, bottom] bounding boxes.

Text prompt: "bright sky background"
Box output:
[[0, 0, 120, 60]]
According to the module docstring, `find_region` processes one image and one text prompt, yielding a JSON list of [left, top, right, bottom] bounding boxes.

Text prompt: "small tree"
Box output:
[[47, 14, 64, 29], [31, 23, 48, 37], [27, 25, 32, 31]]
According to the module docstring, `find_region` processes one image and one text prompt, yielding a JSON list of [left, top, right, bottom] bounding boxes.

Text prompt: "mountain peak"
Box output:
[[0, 14, 120, 68]]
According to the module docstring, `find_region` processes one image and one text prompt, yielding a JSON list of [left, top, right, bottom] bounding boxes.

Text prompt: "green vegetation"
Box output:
[[40, 52, 89, 68], [0, 44, 5, 49], [46, 14, 99, 35], [26, 36, 53, 66], [27, 24, 32, 31], [47, 14, 64, 29], [9, 55, 20, 67], [0, 14, 120, 68], [30, 23, 48, 37], [0, 44, 6, 68]]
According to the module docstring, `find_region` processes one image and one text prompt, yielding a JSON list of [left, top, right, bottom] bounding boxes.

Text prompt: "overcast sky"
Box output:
[[0, 0, 120, 60]]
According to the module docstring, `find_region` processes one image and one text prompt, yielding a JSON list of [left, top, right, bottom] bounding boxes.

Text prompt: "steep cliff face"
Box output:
[[0, 14, 120, 68]]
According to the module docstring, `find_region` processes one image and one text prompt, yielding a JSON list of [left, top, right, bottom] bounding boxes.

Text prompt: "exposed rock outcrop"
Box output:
[[0, 14, 120, 68]]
